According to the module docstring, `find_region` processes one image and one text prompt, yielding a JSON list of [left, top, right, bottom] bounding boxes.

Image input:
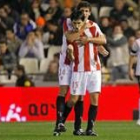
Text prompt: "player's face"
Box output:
[[80, 7, 91, 21], [6, 30, 14, 40], [72, 19, 84, 31]]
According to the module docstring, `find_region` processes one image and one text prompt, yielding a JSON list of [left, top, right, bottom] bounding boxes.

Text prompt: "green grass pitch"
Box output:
[[0, 121, 140, 140]]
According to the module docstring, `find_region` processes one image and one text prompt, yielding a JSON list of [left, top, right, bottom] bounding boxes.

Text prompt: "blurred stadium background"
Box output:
[[0, 0, 140, 139]]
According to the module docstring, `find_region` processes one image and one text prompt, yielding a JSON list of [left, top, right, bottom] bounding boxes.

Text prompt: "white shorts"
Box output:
[[58, 64, 72, 86], [70, 71, 101, 95]]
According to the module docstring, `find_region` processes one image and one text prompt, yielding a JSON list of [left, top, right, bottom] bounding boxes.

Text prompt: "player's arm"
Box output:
[[65, 21, 86, 42], [65, 31, 80, 42], [79, 22, 106, 45], [98, 45, 109, 57], [65, 26, 85, 43], [88, 22, 106, 45], [87, 34, 106, 45], [129, 55, 136, 80], [129, 41, 138, 80]]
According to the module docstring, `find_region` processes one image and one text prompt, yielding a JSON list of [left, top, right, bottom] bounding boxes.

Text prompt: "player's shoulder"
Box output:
[[63, 18, 73, 31], [87, 20, 99, 28], [64, 18, 72, 25]]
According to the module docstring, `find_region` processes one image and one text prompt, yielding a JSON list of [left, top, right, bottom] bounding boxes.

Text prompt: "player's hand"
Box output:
[[65, 31, 80, 42], [129, 69, 134, 80], [79, 36, 88, 45], [98, 46, 109, 57], [67, 44, 75, 61]]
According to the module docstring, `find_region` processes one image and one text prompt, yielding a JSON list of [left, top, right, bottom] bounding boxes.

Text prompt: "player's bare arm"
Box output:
[[65, 23, 86, 42], [129, 55, 136, 80], [66, 32, 108, 59], [65, 31, 80, 42], [65, 30, 106, 45], [98, 45, 109, 57], [85, 34, 106, 45], [78, 35, 109, 57]]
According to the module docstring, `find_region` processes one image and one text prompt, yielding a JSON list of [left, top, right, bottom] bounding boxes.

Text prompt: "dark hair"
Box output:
[[77, 1, 91, 11], [113, 24, 123, 31], [21, 12, 29, 16], [5, 28, 14, 33], [70, 10, 85, 21], [54, 52, 60, 59], [16, 65, 25, 74], [0, 39, 7, 45], [3, 3, 11, 9]]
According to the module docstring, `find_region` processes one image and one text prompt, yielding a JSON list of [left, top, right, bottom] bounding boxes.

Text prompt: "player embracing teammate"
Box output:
[[53, 1, 108, 136]]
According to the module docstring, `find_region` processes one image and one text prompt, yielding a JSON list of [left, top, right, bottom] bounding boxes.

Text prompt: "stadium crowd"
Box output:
[[0, 0, 140, 84]]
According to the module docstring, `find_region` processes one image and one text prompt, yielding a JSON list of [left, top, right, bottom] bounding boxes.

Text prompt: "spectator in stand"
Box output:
[[120, 16, 135, 39], [110, 0, 133, 25], [45, 20, 63, 46], [3, 4, 20, 22], [125, 0, 138, 9], [0, 40, 17, 78], [98, 0, 114, 7], [30, 0, 45, 21], [35, 28, 50, 46], [19, 31, 44, 60], [99, 16, 112, 67], [0, 7, 14, 35], [6, 28, 22, 57], [35, 29, 43, 41], [10, 0, 32, 14], [14, 12, 36, 40], [44, 0, 63, 23], [107, 25, 129, 81], [128, 11, 139, 30], [100, 16, 113, 37], [60, 7, 72, 24], [72, 0, 82, 9], [15, 64, 35, 87], [86, 0, 114, 8], [44, 53, 59, 81]]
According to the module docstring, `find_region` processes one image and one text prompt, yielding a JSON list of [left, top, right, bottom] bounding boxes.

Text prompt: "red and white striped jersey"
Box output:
[[72, 24, 103, 72], [59, 18, 73, 66]]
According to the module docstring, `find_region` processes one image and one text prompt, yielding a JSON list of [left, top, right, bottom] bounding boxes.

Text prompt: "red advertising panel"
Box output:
[[0, 85, 139, 122]]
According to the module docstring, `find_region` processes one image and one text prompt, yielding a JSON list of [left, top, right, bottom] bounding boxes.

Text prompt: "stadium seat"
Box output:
[[99, 6, 113, 18], [0, 71, 17, 84], [47, 46, 61, 60], [19, 58, 39, 74], [39, 58, 52, 73]]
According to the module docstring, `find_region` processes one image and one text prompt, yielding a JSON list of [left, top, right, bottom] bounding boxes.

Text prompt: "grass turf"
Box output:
[[0, 121, 140, 140]]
